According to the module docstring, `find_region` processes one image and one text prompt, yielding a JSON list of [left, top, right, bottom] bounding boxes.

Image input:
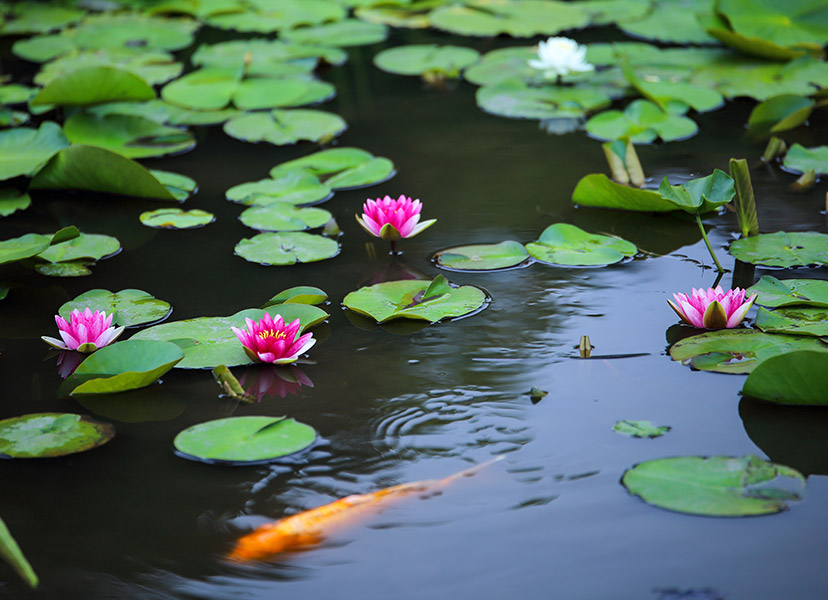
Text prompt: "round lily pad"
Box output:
[[525, 223, 636, 266], [192, 39, 347, 71], [618, 0, 717, 44], [622, 455, 805, 516], [59, 289, 172, 327], [140, 208, 215, 229], [429, 1, 589, 37], [270, 147, 395, 190], [36, 232, 120, 263], [239, 204, 331, 232], [434, 241, 530, 271], [235, 232, 339, 266], [374, 44, 480, 77], [743, 350, 828, 406], [281, 19, 387, 47], [586, 100, 698, 143], [0, 413, 115, 458], [223, 109, 347, 146], [477, 79, 611, 120], [35, 48, 182, 87], [782, 144, 828, 176], [173, 416, 317, 465], [226, 171, 331, 206], [729, 231, 828, 267], [206, 0, 344, 33], [0, 233, 51, 266], [62, 113, 195, 159]]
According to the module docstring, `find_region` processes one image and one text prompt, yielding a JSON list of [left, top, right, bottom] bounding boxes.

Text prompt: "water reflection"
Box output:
[[238, 365, 314, 401], [55, 350, 83, 379]]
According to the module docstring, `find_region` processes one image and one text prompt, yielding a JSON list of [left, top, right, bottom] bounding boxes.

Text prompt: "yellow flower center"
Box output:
[[258, 329, 287, 341]]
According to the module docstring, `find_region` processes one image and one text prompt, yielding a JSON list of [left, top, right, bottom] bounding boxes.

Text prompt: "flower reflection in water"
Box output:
[[239, 364, 314, 401]]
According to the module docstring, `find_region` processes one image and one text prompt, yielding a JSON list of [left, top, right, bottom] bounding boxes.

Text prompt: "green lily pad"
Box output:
[[59, 289, 172, 327], [747, 276, 828, 308], [623, 64, 724, 114], [571, 173, 677, 212], [206, 0, 345, 33], [235, 232, 339, 265], [131, 305, 328, 369], [746, 95, 814, 139], [0, 234, 49, 266], [669, 329, 828, 374], [37, 233, 120, 263], [716, 0, 828, 48], [174, 416, 317, 465], [374, 44, 480, 77], [226, 171, 331, 206], [140, 208, 215, 229], [0, 84, 35, 106], [281, 19, 387, 47], [270, 147, 395, 191], [35, 261, 93, 277], [743, 350, 828, 405], [0, 189, 30, 217], [586, 100, 698, 143], [618, 0, 718, 44], [0, 412, 115, 458], [0, 122, 69, 180], [239, 204, 331, 232], [35, 49, 183, 87], [1, 2, 85, 35], [525, 223, 636, 266], [90, 99, 239, 127], [704, 18, 815, 60], [434, 241, 530, 271], [429, 1, 589, 37], [477, 78, 611, 120], [264, 286, 327, 307], [0, 515, 38, 589], [755, 306, 828, 337], [657, 169, 735, 215], [62, 113, 195, 159], [150, 169, 197, 201], [729, 231, 828, 267], [622, 455, 805, 516], [192, 39, 347, 71], [354, 5, 432, 29], [581, 0, 652, 25], [782, 144, 828, 176], [30, 145, 178, 200], [613, 420, 671, 438], [344, 275, 488, 324], [223, 109, 346, 146], [463, 47, 538, 87], [31, 66, 155, 107]]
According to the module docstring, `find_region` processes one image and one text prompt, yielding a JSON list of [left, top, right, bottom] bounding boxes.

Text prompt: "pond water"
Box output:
[[2, 23, 828, 600]]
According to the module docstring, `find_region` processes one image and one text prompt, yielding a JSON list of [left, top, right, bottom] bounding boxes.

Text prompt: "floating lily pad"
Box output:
[[743, 350, 828, 405], [669, 329, 828, 374], [613, 420, 671, 439], [31, 66, 155, 107], [747, 276, 828, 308], [586, 100, 698, 143], [281, 19, 387, 47], [59, 289, 172, 327], [270, 147, 395, 190], [782, 144, 828, 176], [192, 39, 347, 71], [657, 169, 735, 215], [571, 173, 677, 212], [264, 286, 327, 307], [746, 96, 814, 139], [344, 276, 487, 323], [62, 113, 195, 159], [477, 78, 611, 120], [0, 189, 30, 217], [622, 455, 805, 516], [374, 44, 480, 77], [704, 17, 814, 60], [1, 3, 85, 35], [35, 49, 183, 87], [434, 241, 530, 271], [755, 307, 828, 337], [226, 171, 331, 206], [235, 232, 339, 265], [173, 416, 317, 465], [729, 231, 828, 267], [131, 305, 328, 369], [623, 64, 724, 114], [150, 170, 197, 201], [463, 46, 538, 87], [525, 223, 636, 266], [37, 233, 120, 263], [716, 0, 828, 48], [618, 0, 718, 44], [354, 5, 432, 29], [0, 84, 35, 106], [140, 208, 214, 229], [223, 109, 346, 146], [0, 412, 114, 458], [0, 122, 69, 180], [429, 1, 589, 37], [206, 0, 344, 33], [90, 99, 239, 127], [239, 204, 331, 232]]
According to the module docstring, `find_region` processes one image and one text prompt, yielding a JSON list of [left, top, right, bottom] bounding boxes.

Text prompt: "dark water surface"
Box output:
[[2, 27, 828, 600]]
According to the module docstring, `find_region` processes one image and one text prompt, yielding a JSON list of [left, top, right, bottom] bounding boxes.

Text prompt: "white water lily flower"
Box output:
[[528, 37, 594, 79]]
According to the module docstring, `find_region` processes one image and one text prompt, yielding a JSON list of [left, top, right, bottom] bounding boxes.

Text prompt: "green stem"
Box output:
[[695, 214, 724, 273]]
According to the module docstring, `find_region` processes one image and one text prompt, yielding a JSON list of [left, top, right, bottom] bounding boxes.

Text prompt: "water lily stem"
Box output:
[[389, 240, 398, 256], [695, 214, 725, 273]]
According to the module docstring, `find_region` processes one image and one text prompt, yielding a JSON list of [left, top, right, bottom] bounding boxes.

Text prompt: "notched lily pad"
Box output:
[[525, 223, 636, 266], [239, 204, 331, 232], [477, 78, 611, 120], [755, 307, 828, 337], [270, 147, 395, 191], [224, 109, 346, 146], [586, 99, 698, 144], [433, 240, 530, 271], [747, 276, 828, 308], [235, 232, 339, 265], [729, 231, 828, 268], [140, 208, 215, 229], [0, 412, 114, 458], [374, 44, 480, 78], [37, 232, 120, 264], [59, 289, 172, 327]]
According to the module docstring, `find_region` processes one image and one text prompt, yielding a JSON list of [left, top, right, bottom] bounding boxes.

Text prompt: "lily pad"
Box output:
[[729, 231, 828, 267], [434, 241, 530, 271], [743, 350, 828, 405], [281, 19, 387, 47], [716, 0, 828, 48], [374, 44, 480, 77], [90, 99, 239, 127], [226, 171, 332, 206], [192, 39, 347, 71], [150, 170, 197, 201], [613, 420, 671, 438], [235, 232, 339, 265], [0, 121, 69, 181], [63, 113, 195, 159], [223, 109, 346, 146], [36, 233, 120, 263], [31, 66, 155, 107], [586, 100, 698, 143], [429, 1, 589, 37], [140, 208, 215, 229], [35, 49, 183, 87], [239, 204, 331, 232], [657, 169, 735, 215], [618, 0, 718, 44], [0, 230, 73, 266], [173, 416, 317, 465], [622, 455, 805, 516], [131, 305, 328, 369], [477, 78, 611, 120], [0, 189, 30, 217], [747, 277, 828, 308], [59, 289, 172, 327], [344, 276, 487, 324], [571, 173, 677, 212], [0, 412, 114, 458], [270, 147, 395, 191], [525, 223, 636, 266], [264, 286, 327, 307], [206, 0, 345, 33], [669, 329, 828, 374], [782, 144, 828, 176], [463, 46, 539, 87], [1, 3, 85, 35], [746, 95, 814, 139], [755, 307, 828, 337]]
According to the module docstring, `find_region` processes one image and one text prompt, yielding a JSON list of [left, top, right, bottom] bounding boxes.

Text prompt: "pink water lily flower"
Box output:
[[231, 314, 315, 365], [355, 195, 436, 242], [42, 308, 125, 353], [668, 286, 757, 329]]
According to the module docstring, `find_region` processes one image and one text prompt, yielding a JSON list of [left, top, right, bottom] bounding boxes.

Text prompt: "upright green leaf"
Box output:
[[0, 516, 38, 588], [729, 158, 759, 237]]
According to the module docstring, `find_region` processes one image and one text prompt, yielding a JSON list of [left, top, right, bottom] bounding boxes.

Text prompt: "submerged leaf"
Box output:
[[613, 420, 671, 439]]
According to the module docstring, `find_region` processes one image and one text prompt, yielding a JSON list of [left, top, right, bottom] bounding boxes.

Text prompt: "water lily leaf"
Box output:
[[1, 2, 85, 35], [669, 329, 828, 373], [354, 5, 432, 29], [12, 34, 77, 63], [90, 99, 239, 127], [755, 307, 828, 337], [63, 113, 195, 159], [0, 412, 115, 458], [0, 233, 50, 266], [0, 84, 35, 106], [463, 47, 538, 87], [239, 204, 331, 232], [623, 64, 723, 114], [60, 289, 172, 327], [429, 1, 589, 37], [35, 49, 182, 87], [36, 232, 120, 263], [715, 0, 828, 48], [580, 0, 652, 24], [223, 109, 346, 146], [729, 231, 828, 267], [131, 305, 328, 368], [704, 18, 815, 60], [173, 416, 317, 464], [747, 276, 828, 308], [622, 455, 805, 516], [746, 95, 814, 139], [344, 278, 487, 323], [571, 173, 677, 212], [227, 171, 331, 206], [0, 189, 30, 217], [618, 0, 718, 44], [586, 100, 698, 143], [374, 44, 480, 77], [30, 145, 178, 200], [264, 286, 327, 307], [281, 19, 387, 46], [743, 350, 828, 405], [192, 39, 347, 71], [206, 0, 345, 33], [525, 223, 636, 266], [150, 169, 197, 201], [140, 208, 215, 229], [657, 169, 735, 214], [613, 420, 671, 438], [782, 144, 828, 176], [35, 261, 93, 277], [0, 121, 69, 180], [434, 241, 529, 271], [31, 66, 155, 107], [477, 78, 611, 120], [235, 232, 340, 265], [270, 147, 395, 190], [0, 515, 38, 589]]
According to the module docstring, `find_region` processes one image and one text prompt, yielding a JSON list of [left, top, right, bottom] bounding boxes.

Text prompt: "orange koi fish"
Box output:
[[228, 455, 503, 561]]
